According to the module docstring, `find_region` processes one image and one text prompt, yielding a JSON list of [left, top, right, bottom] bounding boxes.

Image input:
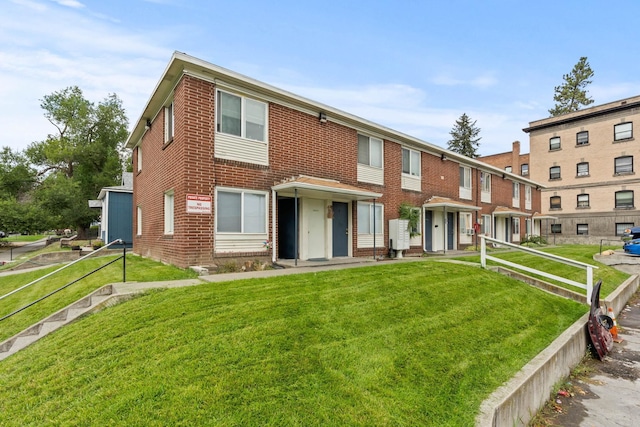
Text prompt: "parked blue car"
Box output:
[[623, 226, 640, 255]]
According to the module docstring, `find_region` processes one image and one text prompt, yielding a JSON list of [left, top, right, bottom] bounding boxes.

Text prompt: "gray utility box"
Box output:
[[389, 219, 410, 250]]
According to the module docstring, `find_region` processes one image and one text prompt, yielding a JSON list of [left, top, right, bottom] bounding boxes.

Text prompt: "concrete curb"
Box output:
[[475, 273, 640, 426]]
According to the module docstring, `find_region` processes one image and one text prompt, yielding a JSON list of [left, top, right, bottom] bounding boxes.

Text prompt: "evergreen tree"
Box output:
[[447, 113, 481, 158], [549, 57, 594, 117]]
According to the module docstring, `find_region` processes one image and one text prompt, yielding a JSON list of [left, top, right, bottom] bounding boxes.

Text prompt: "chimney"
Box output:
[[512, 141, 520, 174]]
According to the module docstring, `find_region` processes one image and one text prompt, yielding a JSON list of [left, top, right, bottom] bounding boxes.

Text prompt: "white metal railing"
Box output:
[[480, 235, 597, 303]]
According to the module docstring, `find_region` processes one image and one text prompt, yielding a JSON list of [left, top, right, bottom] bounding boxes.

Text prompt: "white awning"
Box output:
[[272, 175, 381, 201], [422, 196, 481, 212]]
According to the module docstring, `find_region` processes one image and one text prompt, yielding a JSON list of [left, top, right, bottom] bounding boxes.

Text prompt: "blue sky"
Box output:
[[2, 0, 640, 156]]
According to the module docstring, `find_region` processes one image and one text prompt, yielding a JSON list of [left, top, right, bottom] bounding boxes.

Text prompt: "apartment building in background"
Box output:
[[523, 95, 640, 243], [125, 52, 542, 268]]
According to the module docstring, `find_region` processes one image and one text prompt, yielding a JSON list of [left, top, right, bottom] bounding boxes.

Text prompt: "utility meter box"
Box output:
[[389, 219, 410, 250]]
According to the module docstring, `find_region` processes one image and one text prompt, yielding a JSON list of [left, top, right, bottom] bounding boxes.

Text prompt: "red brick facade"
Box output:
[[128, 53, 542, 268]]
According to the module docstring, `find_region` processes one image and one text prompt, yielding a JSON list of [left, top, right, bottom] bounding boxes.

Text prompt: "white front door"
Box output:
[[307, 198, 326, 259]]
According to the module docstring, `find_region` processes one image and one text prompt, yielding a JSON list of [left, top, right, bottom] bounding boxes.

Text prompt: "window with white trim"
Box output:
[[481, 171, 491, 192], [614, 122, 633, 141], [216, 189, 267, 234], [459, 166, 472, 199], [513, 182, 520, 199], [402, 147, 420, 177], [521, 164, 529, 176], [217, 90, 267, 142], [577, 162, 589, 177], [615, 156, 633, 175], [482, 214, 491, 235], [358, 135, 383, 168], [136, 206, 142, 236], [357, 202, 383, 235], [460, 212, 473, 235], [137, 146, 142, 173], [164, 101, 174, 143], [512, 218, 520, 235], [525, 185, 532, 210], [164, 190, 174, 234]]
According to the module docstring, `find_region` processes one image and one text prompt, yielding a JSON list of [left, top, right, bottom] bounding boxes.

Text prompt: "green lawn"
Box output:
[[0, 254, 199, 341], [0, 261, 589, 426]]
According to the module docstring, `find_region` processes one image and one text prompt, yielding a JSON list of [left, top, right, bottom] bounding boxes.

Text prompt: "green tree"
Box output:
[[447, 113, 481, 158], [0, 147, 36, 200], [25, 86, 129, 234], [549, 57, 594, 117]]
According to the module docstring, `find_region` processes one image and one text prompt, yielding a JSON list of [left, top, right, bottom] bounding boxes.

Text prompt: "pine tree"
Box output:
[[447, 113, 481, 158], [548, 57, 594, 117]]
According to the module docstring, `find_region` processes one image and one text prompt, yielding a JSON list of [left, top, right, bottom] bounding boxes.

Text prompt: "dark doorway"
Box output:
[[278, 197, 299, 259], [424, 210, 433, 251], [332, 202, 349, 257], [447, 212, 455, 250]]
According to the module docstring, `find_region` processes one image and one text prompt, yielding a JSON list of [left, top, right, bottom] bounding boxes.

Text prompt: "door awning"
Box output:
[[532, 212, 558, 220], [493, 206, 531, 217], [422, 196, 481, 212], [272, 175, 381, 200]]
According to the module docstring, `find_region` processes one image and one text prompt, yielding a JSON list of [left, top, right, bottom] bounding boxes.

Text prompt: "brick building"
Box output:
[[524, 95, 640, 244], [479, 141, 530, 178], [125, 52, 542, 268]]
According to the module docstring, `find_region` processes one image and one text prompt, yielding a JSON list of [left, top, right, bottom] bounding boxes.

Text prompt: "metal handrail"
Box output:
[[0, 256, 124, 322], [0, 239, 124, 302]]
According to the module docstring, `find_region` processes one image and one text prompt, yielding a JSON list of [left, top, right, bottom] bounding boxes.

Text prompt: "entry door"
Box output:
[[424, 210, 433, 251], [332, 202, 348, 257], [307, 199, 326, 259], [277, 198, 298, 259], [447, 212, 455, 250]]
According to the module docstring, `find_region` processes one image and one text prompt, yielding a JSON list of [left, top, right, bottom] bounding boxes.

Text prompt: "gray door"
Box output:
[[424, 210, 433, 251], [332, 202, 348, 257], [447, 212, 454, 250]]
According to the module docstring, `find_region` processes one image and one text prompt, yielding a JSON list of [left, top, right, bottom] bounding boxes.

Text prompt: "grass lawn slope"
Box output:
[[1, 262, 587, 426]]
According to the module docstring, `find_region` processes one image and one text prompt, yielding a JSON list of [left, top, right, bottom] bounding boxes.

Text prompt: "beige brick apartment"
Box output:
[[523, 95, 640, 243]]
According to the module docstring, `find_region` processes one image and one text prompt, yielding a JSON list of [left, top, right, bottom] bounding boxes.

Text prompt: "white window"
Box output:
[[164, 190, 174, 234], [402, 147, 420, 176], [512, 218, 520, 235], [358, 135, 383, 168], [549, 136, 561, 150], [216, 189, 267, 234], [459, 166, 472, 200], [577, 194, 590, 208], [164, 102, 174, 143], [460, 212, 473, 235], [137, 146, 142, 173], [615, 156, 633, 175], [525, 218, 532, 236], [614, 122, 633, 141], [217, 90, 267, 142], [481, 172, 491, 193], [482, 214, 492, 235], [525, 185, 532, 210], [136, 206, 142, 236], [513, 182, 520, 199], [357, 202, 383, 235]]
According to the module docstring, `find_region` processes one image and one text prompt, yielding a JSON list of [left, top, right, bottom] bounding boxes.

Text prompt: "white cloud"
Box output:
[[432, 72, 498, 89], [50, 0, 84, 8]]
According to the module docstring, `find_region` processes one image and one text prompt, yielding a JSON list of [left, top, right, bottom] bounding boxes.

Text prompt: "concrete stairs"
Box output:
[[0, 285, 133, 361]]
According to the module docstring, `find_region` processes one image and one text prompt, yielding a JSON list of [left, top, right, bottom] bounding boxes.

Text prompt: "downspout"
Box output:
[[294, 189, 298, 267], [271, 189, 276, 264]]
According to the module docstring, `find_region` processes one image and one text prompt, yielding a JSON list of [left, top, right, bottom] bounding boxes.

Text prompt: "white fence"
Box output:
[[480, 235, 597, 303]]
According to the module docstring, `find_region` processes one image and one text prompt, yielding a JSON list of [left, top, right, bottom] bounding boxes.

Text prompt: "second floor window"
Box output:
[[549, 136, 561, 150], [576, 131, 589, 146], [459, 166, 471, 189], [576, 162, 589, 177], [549, 166, 561, 180], [521, 164, 529, 176], [217, 91, 267, 142], [402, 147, 420, 176], [614, 122, 633, 141], [577, 194, 590, 208], [615, 156, 633, 175], [164, 101, 174, 143], [512, 182, 519, 199], [357, 135, 383, 168], [550, 196, 561, 209], [481, 171, 491, 193], [615, 190, 634, 208]]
